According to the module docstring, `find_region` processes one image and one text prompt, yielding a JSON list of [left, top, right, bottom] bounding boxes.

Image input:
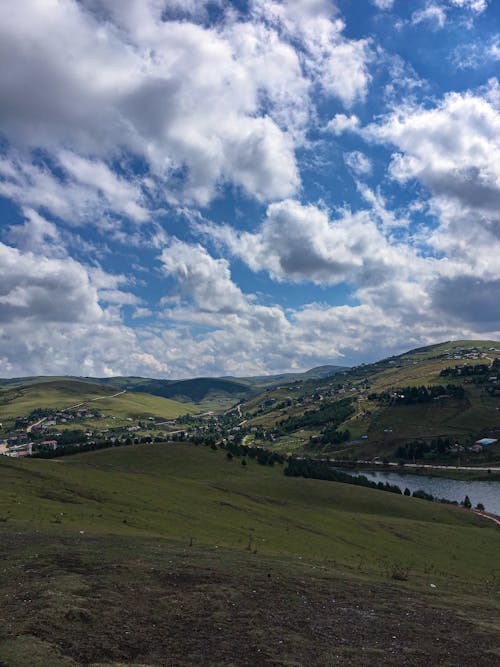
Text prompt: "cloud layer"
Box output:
[[0, 1, 499, 377]]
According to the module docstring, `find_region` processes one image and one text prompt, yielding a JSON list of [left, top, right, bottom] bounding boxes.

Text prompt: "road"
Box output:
[[64, 390, 127, 411], [330, 459, 500, 473], [26, 417, 46, 433], [25, 390, 127, 433], [471, 509, 500, 526]]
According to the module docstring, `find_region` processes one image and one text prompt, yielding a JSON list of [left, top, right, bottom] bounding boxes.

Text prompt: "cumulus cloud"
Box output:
[[0, 152, 149, 226], [430, 275, 500, 330], [195, 199, 416, 286], [0, 1, 498, 379], [251, 0, 373, 107], [325, 114, 360, 135], [0, 0, 306, 208], [160, 239, 249, 314], [344, 151, 372, 176], [0, 230, 499, 379], [0, 238, 170, 377], [6, 209, 62, 255], [0, 242, 103, 324], [365, 81, 500, 239]]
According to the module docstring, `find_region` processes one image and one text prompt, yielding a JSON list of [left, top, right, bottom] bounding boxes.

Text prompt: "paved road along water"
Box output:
[[338, 468, 500, 516]]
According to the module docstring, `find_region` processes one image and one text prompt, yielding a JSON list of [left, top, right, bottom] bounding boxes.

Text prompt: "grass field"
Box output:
[[0, 443, 499, 664], [0, 380, 195, 423]]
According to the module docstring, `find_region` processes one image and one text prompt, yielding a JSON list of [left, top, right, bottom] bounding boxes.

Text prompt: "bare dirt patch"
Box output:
[[0, 532, 498, 666]]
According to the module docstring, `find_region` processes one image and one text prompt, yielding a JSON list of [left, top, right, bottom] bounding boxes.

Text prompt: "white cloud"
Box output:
[[449, 0, 488, 12], [57, 151, 149, 223], [132, 307, 153, 319], [344, 151, 372, 176], [6, 209, 62, 255], [251, 0, 373, 107], [365, 81, 500, 234], [195, 199, 416, 286], [1, 231, 499, 378], [371, 0, 395, 9], [160, 239, 249, 314], [411, 4, 447, 29], [0, 239, 168, 377], [325, 113, 360, 135], [0, 152, 149, 226], [0, 0, 306, 208]]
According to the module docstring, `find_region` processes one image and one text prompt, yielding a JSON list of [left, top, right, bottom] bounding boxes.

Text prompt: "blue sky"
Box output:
[[0, 0, 499, 378]]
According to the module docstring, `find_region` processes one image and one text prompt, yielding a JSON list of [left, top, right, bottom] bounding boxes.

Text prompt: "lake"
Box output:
[[336, 468, 500, 515]]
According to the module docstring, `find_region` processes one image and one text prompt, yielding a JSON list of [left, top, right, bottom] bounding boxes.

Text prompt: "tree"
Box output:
[[404, 487, 411, 496], [462, 495, 472, 509], [476, 502, 485, 511]]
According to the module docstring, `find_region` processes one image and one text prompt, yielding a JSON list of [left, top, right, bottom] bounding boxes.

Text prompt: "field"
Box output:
[[0, 443, 499, 665], [0, 380, 195, 424]]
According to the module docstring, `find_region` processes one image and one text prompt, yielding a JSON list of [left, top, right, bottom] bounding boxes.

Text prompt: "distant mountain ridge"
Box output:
[[0, 364, 349, 406]]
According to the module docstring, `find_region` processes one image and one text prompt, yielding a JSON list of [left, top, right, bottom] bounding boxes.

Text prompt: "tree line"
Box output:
[[369, 384, 464, 405]]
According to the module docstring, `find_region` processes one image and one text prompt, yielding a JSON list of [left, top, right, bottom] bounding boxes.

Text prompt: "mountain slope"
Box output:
[[0, 379, 195, 423], [235, 340, 500, 461]]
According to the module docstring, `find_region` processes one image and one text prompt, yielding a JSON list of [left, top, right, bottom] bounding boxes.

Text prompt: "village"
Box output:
[[0, 404, 184, 458]]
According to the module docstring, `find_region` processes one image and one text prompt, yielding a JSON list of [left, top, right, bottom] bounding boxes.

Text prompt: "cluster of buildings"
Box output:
[[440, 346, 499, 361]]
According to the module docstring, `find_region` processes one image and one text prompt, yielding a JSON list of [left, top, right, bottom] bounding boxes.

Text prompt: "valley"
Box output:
[[0, 340, 499, 665]]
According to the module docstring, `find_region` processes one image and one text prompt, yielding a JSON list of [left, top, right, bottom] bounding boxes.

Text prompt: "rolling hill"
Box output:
[[233, 340, 500, 463], [0, 442, 498, 665], [0, 379, 195, 425], [0, 364, 348, 410]]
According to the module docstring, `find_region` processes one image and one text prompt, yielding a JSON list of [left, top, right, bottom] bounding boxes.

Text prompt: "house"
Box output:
[[41, 440, 58, 450], [475, 438, 498, 446]]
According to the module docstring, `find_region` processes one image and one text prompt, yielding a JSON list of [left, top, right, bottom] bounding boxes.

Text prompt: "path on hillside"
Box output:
[[26, 417, 46, 433], [65, 390, 127, 411], [25, 390, 127, 434], [471, 509, 500, 526]]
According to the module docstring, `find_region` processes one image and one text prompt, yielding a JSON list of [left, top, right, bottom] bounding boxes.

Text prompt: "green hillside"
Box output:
[[0, 364, 348, 411], [234, 340, 500, 462], [0, 442, 498, 665], [0, 379, 195, 423]]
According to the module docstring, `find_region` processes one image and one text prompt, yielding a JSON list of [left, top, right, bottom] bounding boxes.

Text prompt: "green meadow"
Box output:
[[0, 442, 499, 665], [0, 380, 195, 423], [1, 443, 498, 580]]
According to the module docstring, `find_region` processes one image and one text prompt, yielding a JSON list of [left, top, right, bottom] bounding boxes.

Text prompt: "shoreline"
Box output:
[[326, 459, 500, 481]]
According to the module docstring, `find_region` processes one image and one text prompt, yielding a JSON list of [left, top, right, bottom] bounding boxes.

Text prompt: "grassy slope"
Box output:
[[0, 443, 499, 665], [240, 340, 500, 453], [0, 443, 498, 581], [0, 380, 195, 422]]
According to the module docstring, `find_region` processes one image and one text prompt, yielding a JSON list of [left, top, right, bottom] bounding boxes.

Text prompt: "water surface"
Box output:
[[338, 468, 500, 515]]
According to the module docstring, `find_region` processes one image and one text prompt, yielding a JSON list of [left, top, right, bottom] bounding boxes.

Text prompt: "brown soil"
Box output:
[[0, 532, 498, 666]]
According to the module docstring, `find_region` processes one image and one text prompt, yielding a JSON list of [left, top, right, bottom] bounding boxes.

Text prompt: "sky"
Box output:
[[0, 0, 499, 379]]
